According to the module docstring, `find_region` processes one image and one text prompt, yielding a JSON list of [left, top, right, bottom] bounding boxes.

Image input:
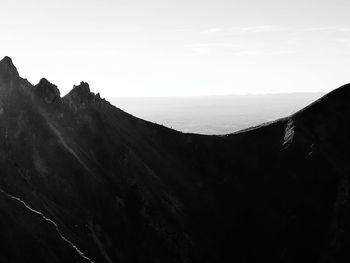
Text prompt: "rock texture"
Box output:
[[35, 78, 60, 105], [0, 56, 348, 262]]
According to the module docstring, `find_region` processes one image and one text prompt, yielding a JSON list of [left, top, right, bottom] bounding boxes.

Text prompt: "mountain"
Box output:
[[0, 56, 348, 263]]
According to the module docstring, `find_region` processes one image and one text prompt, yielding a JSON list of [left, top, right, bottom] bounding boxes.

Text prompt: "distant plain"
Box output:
[[110, 93, 324, 135]]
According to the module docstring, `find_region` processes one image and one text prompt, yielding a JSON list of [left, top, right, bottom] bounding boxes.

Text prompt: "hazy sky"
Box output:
[[1, 0, 350, 97]]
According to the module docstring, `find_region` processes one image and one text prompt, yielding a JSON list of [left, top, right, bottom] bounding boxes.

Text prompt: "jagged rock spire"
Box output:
[[35, 78, 61, 104], [66, 82, 91, 101], [72, 81, 91, 95], [63, 81, 109, 110], [0, 56, 20, 80], [63, 81, 94, 109]]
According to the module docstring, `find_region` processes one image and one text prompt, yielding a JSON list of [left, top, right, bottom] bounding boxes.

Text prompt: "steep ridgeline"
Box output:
[[0, 56, 349, 263]]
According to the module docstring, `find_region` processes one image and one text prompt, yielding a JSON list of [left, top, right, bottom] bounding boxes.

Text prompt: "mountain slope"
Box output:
[[0, 56, 348, 262]]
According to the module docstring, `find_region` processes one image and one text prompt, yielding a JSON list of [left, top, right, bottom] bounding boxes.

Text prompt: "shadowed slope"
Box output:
[[0, 56, 348, 262]]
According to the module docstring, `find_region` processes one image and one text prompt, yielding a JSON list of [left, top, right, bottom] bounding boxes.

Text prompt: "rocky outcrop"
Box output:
[[0, 56, 19, 79], [35, 78, 61, 105], [64, 82, 109, 110]]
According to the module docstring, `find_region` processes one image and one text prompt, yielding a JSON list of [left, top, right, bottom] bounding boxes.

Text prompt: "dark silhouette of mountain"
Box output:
[[0, 56, 348, 262]]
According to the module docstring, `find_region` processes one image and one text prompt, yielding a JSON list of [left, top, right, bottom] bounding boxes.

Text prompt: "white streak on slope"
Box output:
[[46, 121, 92, 173], [0, 188, 94, 263]]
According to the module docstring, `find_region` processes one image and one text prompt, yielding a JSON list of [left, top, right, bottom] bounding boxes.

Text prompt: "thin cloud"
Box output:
[[200, 25, 290, 35], [235, 25, 289, 33], [200, 28, 224, 34], [185, 42, 298, 56], [190, 25, 350, 56], [199, 25, 350, 36], [301, 26, 350, 32], [233, 48, 299, 57], [185, 43, 244, 54]]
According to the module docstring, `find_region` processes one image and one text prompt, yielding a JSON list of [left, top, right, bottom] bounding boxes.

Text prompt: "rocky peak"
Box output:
[[64, 81, 92, 105], [34, 78, 61, 104], [0, 56, 20, 80], [72, 81, 91, 97], [64, 81, 109, 109]]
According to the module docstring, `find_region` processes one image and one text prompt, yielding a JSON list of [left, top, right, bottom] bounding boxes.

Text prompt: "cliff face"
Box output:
[[0, 56, 348, 262]]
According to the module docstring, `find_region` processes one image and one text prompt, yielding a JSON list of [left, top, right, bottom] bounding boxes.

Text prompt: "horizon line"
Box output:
[[108, 91, 326, 99]]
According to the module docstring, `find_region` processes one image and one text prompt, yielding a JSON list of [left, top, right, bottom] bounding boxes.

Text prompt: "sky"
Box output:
[[1, 0, 350, 97]]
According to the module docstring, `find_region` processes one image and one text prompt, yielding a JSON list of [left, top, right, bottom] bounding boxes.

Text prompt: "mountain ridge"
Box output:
[[0, 56, 349, 262]]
